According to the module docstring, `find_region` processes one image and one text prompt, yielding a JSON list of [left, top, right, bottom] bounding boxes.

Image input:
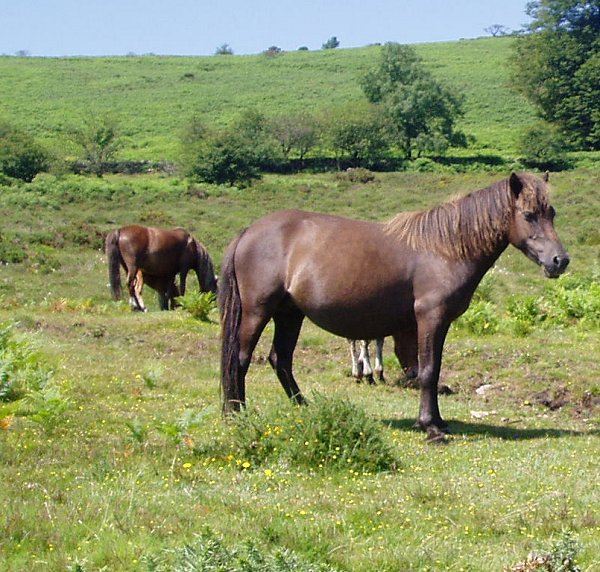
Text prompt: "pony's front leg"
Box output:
[[128, 269, 147, 312], [415, 316, 450, 439], [179, 270, 188, 297]]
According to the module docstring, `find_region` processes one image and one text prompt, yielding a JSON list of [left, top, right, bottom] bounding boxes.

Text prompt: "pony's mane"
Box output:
[[194, 239, 216, 285], [384, 173, 550, 260]]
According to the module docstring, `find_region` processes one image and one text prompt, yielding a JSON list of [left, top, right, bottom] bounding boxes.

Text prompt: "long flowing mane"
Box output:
[[384, 174, 550, 260]]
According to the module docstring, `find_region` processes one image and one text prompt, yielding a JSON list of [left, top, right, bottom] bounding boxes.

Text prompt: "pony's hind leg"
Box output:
[[128, 269, 147, 311], [357, 340, 376, 384], [349, 340, 362, 379], [227, 311, 272, 411], [374, 338, 385, 382], [268, 308, 307, 405]]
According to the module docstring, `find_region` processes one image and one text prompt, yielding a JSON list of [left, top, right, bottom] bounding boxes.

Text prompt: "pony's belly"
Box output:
[[303, 303, 413, 340]]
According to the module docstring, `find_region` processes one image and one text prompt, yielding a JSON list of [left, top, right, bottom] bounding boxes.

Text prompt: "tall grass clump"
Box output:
[[229, 393, 399, 472], [144, 528, 339, 571]]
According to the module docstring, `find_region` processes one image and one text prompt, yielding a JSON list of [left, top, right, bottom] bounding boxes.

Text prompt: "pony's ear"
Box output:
[[543, 170, 549, 182], [509, 172, 523, 197]]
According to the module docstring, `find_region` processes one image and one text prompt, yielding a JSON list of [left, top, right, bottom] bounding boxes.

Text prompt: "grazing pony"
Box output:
[[106, 225, 217, 311], [219, 173, 569, 438]]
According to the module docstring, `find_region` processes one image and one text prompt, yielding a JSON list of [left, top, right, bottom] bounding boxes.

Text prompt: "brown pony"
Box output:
[[105, 225, 217, 311], [219, 173, 570, 438]]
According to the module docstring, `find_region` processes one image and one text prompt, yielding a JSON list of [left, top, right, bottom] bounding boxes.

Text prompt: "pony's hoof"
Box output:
[[426, 428, 450, 444]]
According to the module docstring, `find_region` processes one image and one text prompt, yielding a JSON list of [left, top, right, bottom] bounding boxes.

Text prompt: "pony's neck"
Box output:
[[385, 180, 514, 262]]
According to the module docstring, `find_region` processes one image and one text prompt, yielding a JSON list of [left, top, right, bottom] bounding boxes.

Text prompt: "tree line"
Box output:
[[2, 1, 598, 185]]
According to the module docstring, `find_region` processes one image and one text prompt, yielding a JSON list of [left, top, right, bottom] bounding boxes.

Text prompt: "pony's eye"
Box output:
[[524, 212, 537, 223]]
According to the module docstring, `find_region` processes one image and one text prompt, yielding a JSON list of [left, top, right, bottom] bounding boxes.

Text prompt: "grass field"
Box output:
[[0, 167, 599, 570], [0, 37, 538, 164]]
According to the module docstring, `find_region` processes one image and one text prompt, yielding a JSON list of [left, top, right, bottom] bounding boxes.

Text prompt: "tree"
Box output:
[[511, 0, 600, 149], [215, 43, 234, 55], [321, 103, 391, 168], [263, 46, 282, 57], [484, 24, 510, 36], [180, 111, 278, 186], [361, 43, 466, 159], [71, 115, 121, 176], [269, 114, 317, 163], [322, 36, 340, 50], [0, 122, 48, 182]]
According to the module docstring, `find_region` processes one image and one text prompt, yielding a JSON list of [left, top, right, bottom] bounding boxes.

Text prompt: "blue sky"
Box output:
[[1, 0, 531, 57]]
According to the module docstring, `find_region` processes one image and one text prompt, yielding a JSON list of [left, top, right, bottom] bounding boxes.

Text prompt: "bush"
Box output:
[[517, 122, 572, 170], [230, 393, 399, 472], [181, 113, 278, 187], [0, 232, 27, 264], [321, 103, 390, 168], [0, 122, 48, 181]]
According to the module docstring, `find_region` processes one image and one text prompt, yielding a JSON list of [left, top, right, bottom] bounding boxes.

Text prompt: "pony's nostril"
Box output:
[[554, 255, 570, 270]]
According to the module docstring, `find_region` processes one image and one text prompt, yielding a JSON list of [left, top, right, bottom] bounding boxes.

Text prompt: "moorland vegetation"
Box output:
[[0, 8, 599, 570]]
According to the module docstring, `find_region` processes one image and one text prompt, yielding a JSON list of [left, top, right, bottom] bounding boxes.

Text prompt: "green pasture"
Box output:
[[0, 37, 537, 163], [0, 169, 599, 570]]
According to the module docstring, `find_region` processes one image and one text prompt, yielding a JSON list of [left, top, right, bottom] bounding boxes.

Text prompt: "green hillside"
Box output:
[[0, 37, 535, 162], [1, 36, 599, 571]]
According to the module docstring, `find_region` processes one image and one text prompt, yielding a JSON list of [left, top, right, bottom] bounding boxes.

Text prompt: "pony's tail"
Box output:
[[219, 230, 246, 415], [105, 229, 122, 300]]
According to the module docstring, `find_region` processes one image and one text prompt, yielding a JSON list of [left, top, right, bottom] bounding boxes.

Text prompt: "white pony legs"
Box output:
[[348, 339, 384, 382]]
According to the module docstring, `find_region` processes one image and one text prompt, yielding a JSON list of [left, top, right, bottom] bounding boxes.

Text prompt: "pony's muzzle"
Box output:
[[544, 253, 570, 278]]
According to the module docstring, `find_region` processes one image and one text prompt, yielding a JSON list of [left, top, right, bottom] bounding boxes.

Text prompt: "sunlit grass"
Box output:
[[0, 169, 598, 570]]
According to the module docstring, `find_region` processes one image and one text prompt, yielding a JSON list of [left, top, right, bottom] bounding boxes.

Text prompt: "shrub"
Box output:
[[188, 130, 260, 186], [517, 122, 572, 170], [230, 393, 399, 472], [0, 122, 48, 181], [321, 102, 390, 168], [0, 232, 27, 264]]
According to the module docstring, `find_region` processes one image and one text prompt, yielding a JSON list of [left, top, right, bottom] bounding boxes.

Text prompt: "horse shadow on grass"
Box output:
[[382, 418, 600, 441]]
